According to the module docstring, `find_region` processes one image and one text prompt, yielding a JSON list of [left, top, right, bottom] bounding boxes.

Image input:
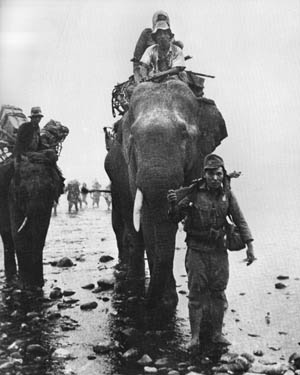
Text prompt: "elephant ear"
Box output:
[[196, 98, 228, 155]]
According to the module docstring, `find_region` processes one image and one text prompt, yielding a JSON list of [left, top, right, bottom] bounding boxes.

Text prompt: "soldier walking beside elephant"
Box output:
[[167, 154, 256, 350]]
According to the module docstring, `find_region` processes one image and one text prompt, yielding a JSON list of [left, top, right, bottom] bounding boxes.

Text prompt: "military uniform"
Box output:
[[168, 154, 254, 347]]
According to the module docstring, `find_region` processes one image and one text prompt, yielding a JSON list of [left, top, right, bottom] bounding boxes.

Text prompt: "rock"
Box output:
[[97, 276, 115, 290], [0, 362, 14, 370], [121, 327, 141, 344], [93, 341, 115, 354], [137, 354, 153, 366], [178, 362, 188, 371], [277, 275, 289, 280], [186, 372, 204, 375], [275, 283, 287, 289], [122, 347, 139, 361], [295, 371, 300, 375], [26, 344, 48, 356], [92, 286, 103, 293], [289, 353, 300, 369], [52, 348, 74, 360], [10, 352, 22, 359], [250, 363, 288, 375], [81, 283, 95, 290], [254, 350, 264, 357], [99, 255, 114, 263], [155, 357, 169, 367], [80, 301, 98, 310], [167, 371, 180, 375], [63, 289, 76, 297], [87, 354, 96, 360], [50, 287, 63, 299], [241, 353, 256, 363], [57, 257, 74, 267], [26, 312, 39, 319], [220, 352, 239, 363], [8, 340, 24, 352], [144, 366, 158, 374]]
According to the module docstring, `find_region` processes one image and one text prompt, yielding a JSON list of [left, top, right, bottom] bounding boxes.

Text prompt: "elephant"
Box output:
[[0, 151, 64, 288], [105, 78, 227, 312]]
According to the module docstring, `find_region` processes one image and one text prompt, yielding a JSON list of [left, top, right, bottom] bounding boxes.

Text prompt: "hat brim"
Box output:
[[29, 114, 43, 118], [152, 30, 174, 41]]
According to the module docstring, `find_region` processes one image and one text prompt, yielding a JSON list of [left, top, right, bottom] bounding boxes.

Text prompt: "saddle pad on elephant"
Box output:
[[0, 105, 27, 162]]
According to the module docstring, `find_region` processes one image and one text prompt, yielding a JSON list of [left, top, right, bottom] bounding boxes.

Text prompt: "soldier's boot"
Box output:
[[186, 304, 203, 351], [211, 298, 231, 346]]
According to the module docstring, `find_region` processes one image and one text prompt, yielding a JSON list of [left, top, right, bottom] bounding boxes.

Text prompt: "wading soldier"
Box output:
[[167, 154, 255, 350]]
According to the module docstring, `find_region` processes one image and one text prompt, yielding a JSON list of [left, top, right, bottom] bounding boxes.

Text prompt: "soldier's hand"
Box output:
[[167, 190, 177, 204], [246, 241, 256, 266]]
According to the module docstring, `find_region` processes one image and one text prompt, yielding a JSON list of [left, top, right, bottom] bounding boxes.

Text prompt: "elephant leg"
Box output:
[[146, 223, 178, 311], [1, 231, 17, 279]]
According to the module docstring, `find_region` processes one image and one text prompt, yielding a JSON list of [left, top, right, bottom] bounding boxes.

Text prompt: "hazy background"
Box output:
[[1, 0, 299, 224]]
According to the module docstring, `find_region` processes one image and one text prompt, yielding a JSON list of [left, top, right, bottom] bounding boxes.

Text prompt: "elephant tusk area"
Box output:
[[133, 188, 143, 232], [17, 217, 28, 233]]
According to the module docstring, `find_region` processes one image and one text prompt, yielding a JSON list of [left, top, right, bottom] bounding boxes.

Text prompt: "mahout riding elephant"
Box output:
[[105, 79, 227, 312], [0, 150, 64, 288]]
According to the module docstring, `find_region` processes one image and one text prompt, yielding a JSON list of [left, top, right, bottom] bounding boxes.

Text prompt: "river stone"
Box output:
[[167, 370, 180, 375], [122, 347, 139, 360], [81, 283, 95, 290], [93, 341, 115, 354], [52, 348, 73, 360], [97, 276, 115, 290], [144, 366, 158, 374], [26, 312, 39, 319], [178, 362, 189, 371], [26, 344, 48, 356], [155, 357, 169, 367], [137, 354, 153, 366], [8, 340, 24, 352], [50, 288, 63, 299], [186, 372, 204, 375], [0, 361, 14, 370], [80, 301, 98, 310], [99, 255, 114, 263], [289, 353, 300, 369], [57, 257, 74, 267], [277, 275, 289, 280], [63, 289, 76, 296], [275, 282, 286, 289], [253, 350, 264, 357]]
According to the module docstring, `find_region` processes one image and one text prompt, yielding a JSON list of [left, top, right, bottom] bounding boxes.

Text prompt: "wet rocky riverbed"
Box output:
[[0, 195, 299, 375]]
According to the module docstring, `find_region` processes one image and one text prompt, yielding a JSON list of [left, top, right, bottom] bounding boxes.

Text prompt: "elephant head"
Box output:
[[124, 80, 226, 309]]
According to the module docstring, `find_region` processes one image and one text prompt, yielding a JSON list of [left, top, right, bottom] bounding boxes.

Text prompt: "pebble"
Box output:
[[57, 257, 74, 267], [254, 350, 264, 356], [155, 357, 169, 367], [144, 366, 158, 374], [26, 344, 48, 357], [99, 255, 114, 263], [81, 283, 95, 290], [275, 282, 287, 289], [50, 288, 63, 299], [63, 289, 76, 296], [97, 276, 115, 290], [52, 348, 73, 360], [80, 301, 98, 310], [137, 354, 153, 366], [277, 275, 289, 280], [122, 347, 139, 360], [93, 341, 115, 354], [167, 370, 180, 375]]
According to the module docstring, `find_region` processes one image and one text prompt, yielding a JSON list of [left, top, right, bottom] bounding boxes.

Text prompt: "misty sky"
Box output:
[[0, 0, 299, 190]]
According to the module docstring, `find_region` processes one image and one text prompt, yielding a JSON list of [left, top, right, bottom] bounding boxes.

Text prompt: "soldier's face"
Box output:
[[205, 167, 224, 189], [31, 116, 42, 126], [155, 30, 171, 48]]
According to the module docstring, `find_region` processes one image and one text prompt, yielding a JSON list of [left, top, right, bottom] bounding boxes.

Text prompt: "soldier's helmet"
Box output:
[[204, 154, 224, 170], [152, 21, 174, 41], [152, 10, 170, 29]]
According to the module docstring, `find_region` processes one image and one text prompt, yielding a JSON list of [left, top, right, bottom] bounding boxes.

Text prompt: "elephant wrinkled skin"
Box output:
[[105, 79, 227, 311], [0, 153, 63, 288]]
